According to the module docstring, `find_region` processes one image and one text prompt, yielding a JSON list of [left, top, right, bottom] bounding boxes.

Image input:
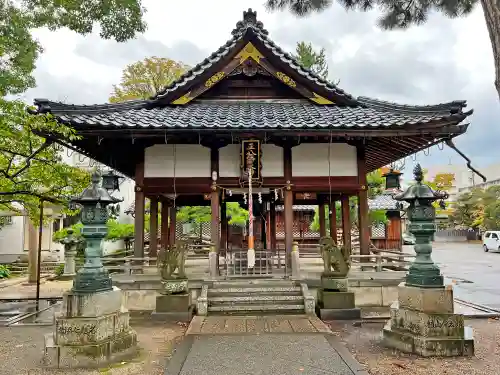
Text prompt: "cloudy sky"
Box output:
[[20, 0, 499, 177]]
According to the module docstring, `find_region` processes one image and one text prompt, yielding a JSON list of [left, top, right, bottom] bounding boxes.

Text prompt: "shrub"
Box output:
[[54, 263, 65, 277], [0, 265, 11, 279]]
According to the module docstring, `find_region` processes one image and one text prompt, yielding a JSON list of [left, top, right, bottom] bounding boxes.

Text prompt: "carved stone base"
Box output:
[[159, 278, 188, 295], [383, 284, 474, 357], [152, 293, 192, 322], [318, 290, 359, 320], [72, 268, 113, 294], [320, 276, 348, 292], [43, 287, 138, 368]]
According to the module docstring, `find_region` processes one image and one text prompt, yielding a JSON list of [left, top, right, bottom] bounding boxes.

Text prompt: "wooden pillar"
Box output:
[[329, 199, 338, 243], [210, 147, 220, 253], [149, 197, 158, 257], [134, 161, 145, 258], [160, 201, 169, 248], [318, 195, 326, 238], [341, 195, 351, 252], [220, 201, 227, 250], [283, 145, 293, 267], [357, 147, 370, 256], [270, 199, 277, 250], [169, 205, 176, 246]]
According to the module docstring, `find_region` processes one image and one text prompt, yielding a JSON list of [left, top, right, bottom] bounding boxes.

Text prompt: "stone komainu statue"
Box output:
[[158, 239, 189, 279], [319, 236, 350, 277]]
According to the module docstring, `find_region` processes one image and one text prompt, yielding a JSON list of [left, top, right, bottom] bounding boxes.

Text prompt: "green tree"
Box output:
[[1, 0, 146, 218], [448, 188, 483, 229], [110, 57, 190, 102], [265, 0, 500, 101], [177, 204, 249, 227], [293, 41, 329, 80]]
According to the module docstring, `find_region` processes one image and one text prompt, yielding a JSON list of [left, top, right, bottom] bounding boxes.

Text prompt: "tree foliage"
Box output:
[[265, 0, 476, 30], [1, 0, 146, 219], [293, 41, 329, 80], [109, 57, 190, 102], [177, 204, 249, 227], [450, 186, 500, 230]]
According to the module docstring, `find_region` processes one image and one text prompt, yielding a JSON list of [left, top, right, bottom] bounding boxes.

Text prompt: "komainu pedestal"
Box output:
[[43, 287, 138, 368], [318, 277, 360, 320], [383, 284, 474, 357]]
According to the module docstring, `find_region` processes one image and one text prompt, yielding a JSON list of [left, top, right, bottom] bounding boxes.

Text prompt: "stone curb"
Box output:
[[164, 335, 194, 375], [0, 274, 50, 289], [324, 333, 370, 375]]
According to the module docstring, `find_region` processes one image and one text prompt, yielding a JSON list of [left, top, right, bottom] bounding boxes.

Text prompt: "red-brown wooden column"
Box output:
[[134, 161, 145, 258], [149, 196, 159, 257], [357, 147, 370, 256], [220, 201, 227, 250], [160, 200, 169, 248], [169, 205, 176, 246], [210, 147, 220, 257], [270, 198, 277, 250], [329, 199, 338, 243], [341, 195, 351, 252], [318, 195, 327, 238], [283, 145, 293, 268]]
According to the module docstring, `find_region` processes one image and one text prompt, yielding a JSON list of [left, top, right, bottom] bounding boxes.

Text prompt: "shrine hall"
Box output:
[[30, 9, 473, 277]]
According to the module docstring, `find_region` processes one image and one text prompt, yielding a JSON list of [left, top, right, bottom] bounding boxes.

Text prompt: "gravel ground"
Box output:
[[329, 318, 500, 375], [0, 280, 72, 298], [0, 319, 186, 375]]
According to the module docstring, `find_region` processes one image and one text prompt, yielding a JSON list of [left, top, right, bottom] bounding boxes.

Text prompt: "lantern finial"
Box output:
[[413, 164, 424, 183]]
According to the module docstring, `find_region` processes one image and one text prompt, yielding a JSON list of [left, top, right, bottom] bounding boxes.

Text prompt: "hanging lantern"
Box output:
[[101, 170, 123, 191]]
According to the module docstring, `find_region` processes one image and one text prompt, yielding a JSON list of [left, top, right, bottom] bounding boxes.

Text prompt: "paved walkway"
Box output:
[[166, 315, 369, 375]]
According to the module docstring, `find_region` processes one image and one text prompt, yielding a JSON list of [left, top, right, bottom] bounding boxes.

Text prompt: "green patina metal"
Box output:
[[70, 171, 122, 294], [393, 164, 448, 288]]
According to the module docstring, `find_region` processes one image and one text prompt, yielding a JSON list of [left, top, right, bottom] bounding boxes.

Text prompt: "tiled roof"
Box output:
[[35, 101, 469, 130], [368, 189, 408, 211], [151, 8, 357, 104]]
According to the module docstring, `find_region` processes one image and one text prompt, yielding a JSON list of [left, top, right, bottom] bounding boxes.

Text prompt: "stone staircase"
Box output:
[[198, 279, 315, 316]]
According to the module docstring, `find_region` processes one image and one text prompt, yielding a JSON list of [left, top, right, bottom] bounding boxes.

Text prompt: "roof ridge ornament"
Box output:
[[232, 8, 269, 36]]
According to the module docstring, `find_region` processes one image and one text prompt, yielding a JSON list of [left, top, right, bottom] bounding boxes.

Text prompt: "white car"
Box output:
[[482, 231, 500, 252]]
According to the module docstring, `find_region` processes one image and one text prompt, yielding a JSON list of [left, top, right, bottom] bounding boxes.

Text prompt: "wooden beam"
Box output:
[[149, 197, 158, 257], [169, 206, 176, 246], [210, 147, 220, 255], [160, 200, 169, 248], [357, 147, 370, 256], [270, 199, 277, 250], [330, 199, 338, 243], [341, 195, 351, 253], [134, 161, 145, 258], [283, 145, 293, 267], [318, 195, 326, 238], [220, 201, 227, 250]]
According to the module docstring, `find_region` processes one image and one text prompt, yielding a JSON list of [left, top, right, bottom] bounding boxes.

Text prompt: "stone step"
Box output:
[[209, 295, 304, 304], [209, 286, 301, 294], [208, 303, 305, 314], [208, 290, 303, 297]]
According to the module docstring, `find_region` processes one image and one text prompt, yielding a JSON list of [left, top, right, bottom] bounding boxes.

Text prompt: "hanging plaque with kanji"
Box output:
[[240, 139, 262, 186]]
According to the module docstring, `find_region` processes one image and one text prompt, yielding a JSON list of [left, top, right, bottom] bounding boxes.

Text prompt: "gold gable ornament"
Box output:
[[235, 42, 264, 64]]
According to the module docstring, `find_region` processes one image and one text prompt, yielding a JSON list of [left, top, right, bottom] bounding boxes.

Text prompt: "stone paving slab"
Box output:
[[165, 333, 369, 375], [186, 315, 332, 335]]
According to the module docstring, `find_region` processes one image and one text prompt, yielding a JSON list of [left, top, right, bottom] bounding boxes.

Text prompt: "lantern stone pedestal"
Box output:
[[43, 172, 137, 368], [318, 276, 360, 320], [152, 278, 193, 322], [382, 164, 474, 357], [383, 283, 474, 356], [43, 287, 138, 368]]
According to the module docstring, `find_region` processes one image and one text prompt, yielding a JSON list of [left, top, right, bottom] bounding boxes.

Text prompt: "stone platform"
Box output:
[[318, 277, 361, 320], [383, 284, 474, 357], [43, 287, 138, 368]]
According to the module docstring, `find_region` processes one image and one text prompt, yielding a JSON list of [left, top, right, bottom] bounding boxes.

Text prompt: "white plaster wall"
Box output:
[[116, 178, 135, 225], [261, 144, 284, 177], [219, 144, 240, 177], [219, 143, 284, 178], [292, 143, 358, 177], [0, 216, 24, 263], [144, 144, 210, 178]]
